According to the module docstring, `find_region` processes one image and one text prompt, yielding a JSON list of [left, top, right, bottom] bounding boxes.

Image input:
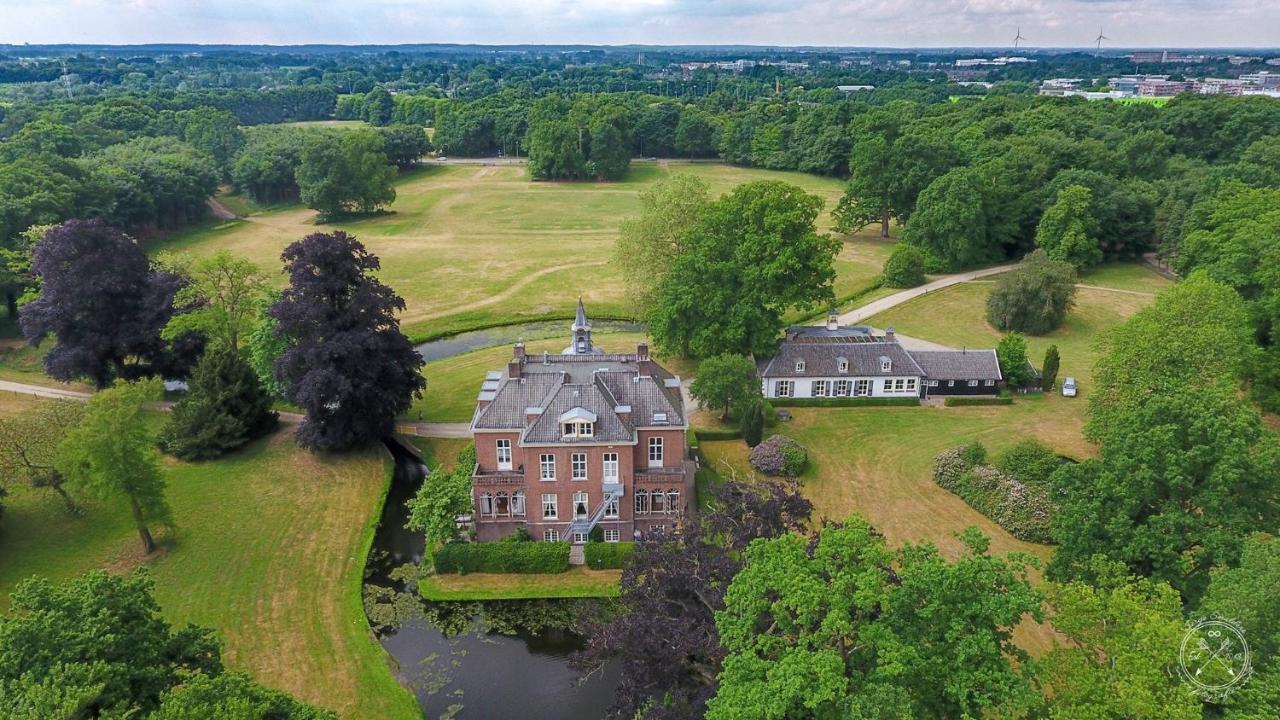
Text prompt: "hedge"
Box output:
[[944, 396, 1013, 407], [931, 443, 1057, 544], [433, 541, 570, 574], [584, 541, 635, 569], [691, 427, 743, 441], [771, 396, 919, 408]]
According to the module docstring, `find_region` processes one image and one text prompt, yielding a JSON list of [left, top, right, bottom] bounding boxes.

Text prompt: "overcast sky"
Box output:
[[0, 0, 1276, 48]]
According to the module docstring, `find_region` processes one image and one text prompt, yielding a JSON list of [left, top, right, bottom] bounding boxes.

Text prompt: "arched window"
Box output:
[[478, 492, 493, 516], [651, 489, 665, 513], [667, 489, 680, 514], [634, 491, 649, 515], [495, 492, 509, 516], [512, 491, 526, 517]]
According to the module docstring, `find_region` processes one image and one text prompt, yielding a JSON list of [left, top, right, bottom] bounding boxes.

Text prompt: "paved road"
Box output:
[[827, 264, 1018, 327]]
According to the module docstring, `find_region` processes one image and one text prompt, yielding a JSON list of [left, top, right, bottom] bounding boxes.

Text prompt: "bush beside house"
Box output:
[[584, 541, 635, 569]]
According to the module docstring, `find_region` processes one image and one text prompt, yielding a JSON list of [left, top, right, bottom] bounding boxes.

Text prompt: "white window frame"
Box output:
[[496, 439, 512, 470], [604, 497, 619, 518], [603, 452, 619, 481], [905, 378, 917, 393], [667, 489, 680, 515], [511, 491, 525, 517], [478, 492, 493, 517], [578, 422, 593, 437], [834, 380, 851, 397], [573, 491, 589, 519], [539, 454, 556, 481], [571, 452, 588, 480], [795, 360, 806, 373], [543, 529, 560, 542], [854, 379, 871, 397], [968, 379, 980, 387], [984, 379, 996, 387], [775, 380, 793, 397], [634, 491, 649, 515], [837, 358, 849, 373], [572, 531, 588, 544], [812, 380, 829, 397], [604, 529, 620, 543], [880, 359, 892, 373], [651, 489, 666, 513], [947, 380, 955, 387], [648, 437, 664, 468], [927, 380, 939, 387], [541, 493, 558, 519]]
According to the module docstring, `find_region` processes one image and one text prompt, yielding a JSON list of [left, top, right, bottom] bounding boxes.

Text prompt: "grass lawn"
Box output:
[[1078, 261, 1174, 293], [419, 566, 621, 600], [153, 162, 857, 341], [0, 409, 420, 720]]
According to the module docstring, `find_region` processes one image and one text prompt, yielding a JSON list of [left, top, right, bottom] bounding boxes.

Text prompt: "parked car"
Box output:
[[1061, 377, 1077, 397]]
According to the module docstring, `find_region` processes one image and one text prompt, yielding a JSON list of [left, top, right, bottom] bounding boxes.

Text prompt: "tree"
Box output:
[[377, 125, 431, 168], [674, 108, 718, 158], [614, 173, 710, 312], [20, 219, 198, 387], [296, 130, 397, 218], [708, 519, 1040, 720], [1041, 344, 1060, 391], [526, 120, 586, 180], [177, 108, 245, 177], [882, 242, 927, 288], [270, 232, 425, 451], [587, 106, 631, 181], [690, 354, 760, 421], [0, 400, 84, 514], [1202, 534, 1280, 719], [363, 86, 394, 126], [159, 347, 278, 461], [407, 444, 475, 549], [996, 333, 1030, 388], [576, 475, 811, 720], [740, 399, 764, 447], [1036, 184, 1102, 270], [649, 181, 840, 357], [0, 570, 220, 716], [903, 165, 997, 269], [986, 249, 1078, 335], [153, 672, 336, 720], [246, 291, 288, 399], [0, 570, 330, 719], [57, 379, 170, 553], [158, 249, 268, 353], [1089, 271, 1252, 438], [1050, 387, 1280, 604], [1038, 559, 1202, 720]]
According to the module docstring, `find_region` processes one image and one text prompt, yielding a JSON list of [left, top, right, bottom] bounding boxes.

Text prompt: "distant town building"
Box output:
[[836, 85, 875, 93], [1130, 50, 1207, 64]]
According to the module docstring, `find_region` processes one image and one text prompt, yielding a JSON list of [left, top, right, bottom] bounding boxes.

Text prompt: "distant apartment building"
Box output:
[[1130, 51, 1207, 64]]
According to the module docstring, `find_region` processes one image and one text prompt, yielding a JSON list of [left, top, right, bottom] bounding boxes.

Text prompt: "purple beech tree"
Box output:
[[574, 475, 811, 720], [270, 231, 425, 452], [20, 219, 202, 387]]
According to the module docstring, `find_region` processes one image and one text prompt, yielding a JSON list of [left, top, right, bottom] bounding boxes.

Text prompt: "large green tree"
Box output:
[[159, 347, 278, 461], [1050, 387, 1280, 604], [690, 354, 760, 421], [57, 379, 170, 553], [614, 173, 710, 312], [708, 518, 1041, 720], [407, 444, 476, 549], [1036, 184, 1102, 270], [159, 249, 269, 353], [296, 130, 397, 218], [649, 181, 840, 357], [985, 249, 1078, 335]]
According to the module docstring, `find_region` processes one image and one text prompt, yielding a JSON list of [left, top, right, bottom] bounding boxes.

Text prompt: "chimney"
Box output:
[[636, 343, 652, 377], [827, 311, 839, 331], [885, 326, 896, 344], [513, 342, 526, 360], [507, 358, 521, 380], [543, 351, 550, 365]]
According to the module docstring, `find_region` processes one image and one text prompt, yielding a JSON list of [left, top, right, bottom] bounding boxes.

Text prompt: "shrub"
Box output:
[[584, 541, 635, 569], [944, 396, 1014, 407], [750, 435, 808, 476], [588, 525, 604, 543], [771, 396, 919, 408], [158, 347, 278, 461], [741, 399, 765, 447], [882, 243, 927, 288], [1041, 345, 1061, 391], [432, 540, 570, 574], [932, 442, 1057, 544]]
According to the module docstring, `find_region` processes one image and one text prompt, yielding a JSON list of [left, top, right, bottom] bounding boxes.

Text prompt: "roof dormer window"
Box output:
[[563, 422, 593, 438], [558, 406, 597, 438], [879, 356, 892, 373], [795, 360, 806, 373], [837, 357, 849, 373]]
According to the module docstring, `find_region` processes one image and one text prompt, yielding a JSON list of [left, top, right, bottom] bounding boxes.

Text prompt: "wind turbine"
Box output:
[[1013, 27, 1027, 50], [1094, 28, 1110, 51]]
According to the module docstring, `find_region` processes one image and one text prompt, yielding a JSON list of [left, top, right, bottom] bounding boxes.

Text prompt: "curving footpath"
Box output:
[[827, 264, 1018, 327]]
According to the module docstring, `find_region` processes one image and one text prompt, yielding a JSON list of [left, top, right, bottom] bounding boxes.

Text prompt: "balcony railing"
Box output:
[[635, 463, 694, 484], [472, 463, 525, 485]]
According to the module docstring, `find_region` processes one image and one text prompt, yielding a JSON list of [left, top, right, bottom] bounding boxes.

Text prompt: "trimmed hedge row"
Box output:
[[433, 541, 570, 574], [584, 541, 635, 569], [772, 396, 919, 408], [944, 396, 1013, 407]]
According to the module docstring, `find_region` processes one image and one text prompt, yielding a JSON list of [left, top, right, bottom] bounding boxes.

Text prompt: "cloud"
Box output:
[[0, 0, 1275, 47]]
